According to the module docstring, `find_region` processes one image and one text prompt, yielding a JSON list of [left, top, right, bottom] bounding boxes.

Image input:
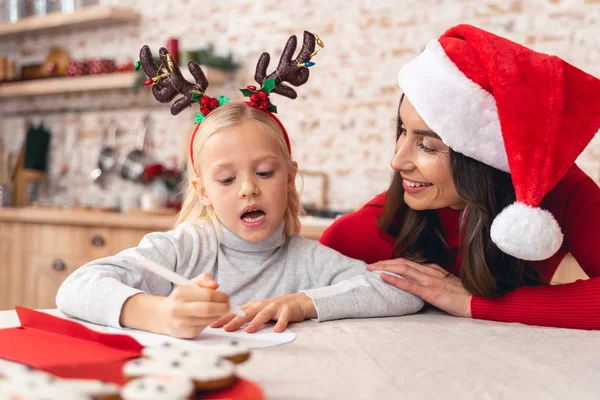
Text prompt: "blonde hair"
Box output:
[[176, 101, 302, 238]]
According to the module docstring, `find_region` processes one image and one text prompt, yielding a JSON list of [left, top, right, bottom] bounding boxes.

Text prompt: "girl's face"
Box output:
[[198, 119, 297, 242], [391, 97, 466, 211]]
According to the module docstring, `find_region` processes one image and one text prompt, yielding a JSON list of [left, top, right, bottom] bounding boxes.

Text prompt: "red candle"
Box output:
[[165, 37, 179, 64]]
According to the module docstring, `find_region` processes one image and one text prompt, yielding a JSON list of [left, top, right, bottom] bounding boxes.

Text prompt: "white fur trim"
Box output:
[[397, 40, 510, 173], [490, 202, 563, 261]]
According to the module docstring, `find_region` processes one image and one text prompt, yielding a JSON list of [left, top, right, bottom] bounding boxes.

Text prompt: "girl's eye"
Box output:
[[257, 171, 274, 178], [219, 177, 235, 185], [417, 143, 437, 154], [397, 127, 407, 137]]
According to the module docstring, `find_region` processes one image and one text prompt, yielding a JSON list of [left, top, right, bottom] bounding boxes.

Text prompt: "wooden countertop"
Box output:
[[0, 207, 335, 238]]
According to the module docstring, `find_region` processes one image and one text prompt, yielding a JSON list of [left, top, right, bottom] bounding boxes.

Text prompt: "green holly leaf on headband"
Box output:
[[191, 91, 202, 102], [194, 112, 206, 124], [240, 89, 253, 97], [218, 95, 230, 106], [262, 78, 276, 94], [267, 103, 277, 113]]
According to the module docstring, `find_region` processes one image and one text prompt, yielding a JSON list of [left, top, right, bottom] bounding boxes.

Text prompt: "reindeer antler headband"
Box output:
[[138, 31, 324, 173]]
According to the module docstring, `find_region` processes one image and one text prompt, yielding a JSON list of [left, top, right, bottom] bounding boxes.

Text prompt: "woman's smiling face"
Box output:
[[390, 97, 466, 211]]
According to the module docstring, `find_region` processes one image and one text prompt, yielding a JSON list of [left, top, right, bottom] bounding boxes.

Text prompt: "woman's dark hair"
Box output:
[[380, 98, 545, 298]]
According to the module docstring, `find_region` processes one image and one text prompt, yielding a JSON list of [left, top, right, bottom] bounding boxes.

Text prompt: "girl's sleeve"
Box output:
[[471, 165, 600, 330], [55, 222, 218, 328], [299, 238, 424, 322]]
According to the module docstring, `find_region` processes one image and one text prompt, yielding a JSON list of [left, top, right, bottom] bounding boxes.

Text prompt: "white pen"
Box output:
[[135, 254, 246, 317]]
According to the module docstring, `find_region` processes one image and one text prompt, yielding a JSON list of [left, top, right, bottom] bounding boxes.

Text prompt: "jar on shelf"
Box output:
[[4, 0, 28, 23]]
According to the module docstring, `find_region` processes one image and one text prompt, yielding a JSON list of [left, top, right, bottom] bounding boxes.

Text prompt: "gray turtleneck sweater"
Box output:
[[56, 222, 423, 328]]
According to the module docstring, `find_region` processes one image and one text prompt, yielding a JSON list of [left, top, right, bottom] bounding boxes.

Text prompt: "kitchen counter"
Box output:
[[0, 207, 335, 238]]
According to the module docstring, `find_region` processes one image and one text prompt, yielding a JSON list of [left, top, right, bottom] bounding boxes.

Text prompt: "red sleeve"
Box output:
[[471, 164, 600, 330], [319, 192, 395, 265]]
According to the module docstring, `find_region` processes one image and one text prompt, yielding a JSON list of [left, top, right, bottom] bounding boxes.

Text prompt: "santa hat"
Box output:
[[397, 24, 600, 261]]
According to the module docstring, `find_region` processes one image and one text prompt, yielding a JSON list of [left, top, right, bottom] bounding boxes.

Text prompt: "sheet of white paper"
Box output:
[[106, 324, 296, 349]]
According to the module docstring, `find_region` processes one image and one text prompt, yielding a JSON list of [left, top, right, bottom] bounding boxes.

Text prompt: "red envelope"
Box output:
[[0, 307, 264, 399], [0, 307, 142, 383]]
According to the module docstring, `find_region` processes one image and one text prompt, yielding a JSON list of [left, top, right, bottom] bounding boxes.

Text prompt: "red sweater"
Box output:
[[320, 164, 600, 330]]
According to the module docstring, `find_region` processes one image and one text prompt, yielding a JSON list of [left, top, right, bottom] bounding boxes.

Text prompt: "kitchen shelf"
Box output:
[[0, 6, 140, 40], [0, 72, 138, 98], [0, 67, 228, 99]]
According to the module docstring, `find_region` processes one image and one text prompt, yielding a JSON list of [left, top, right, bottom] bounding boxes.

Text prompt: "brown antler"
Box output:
[[254, 31, 318, 99], [139, 45, 209, 115]]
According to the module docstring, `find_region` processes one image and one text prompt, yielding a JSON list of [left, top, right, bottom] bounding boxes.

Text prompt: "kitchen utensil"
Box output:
[[120, 115, 149, 182], [4, 0, 27, 23], [23, 122, 51, 172], [91, 119, 118, 186]]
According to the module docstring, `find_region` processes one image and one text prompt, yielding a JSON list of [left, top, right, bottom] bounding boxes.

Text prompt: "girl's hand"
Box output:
[[210, 293, 316, 333], [367, 259, 472, 318], [156, 273, 231, 338]]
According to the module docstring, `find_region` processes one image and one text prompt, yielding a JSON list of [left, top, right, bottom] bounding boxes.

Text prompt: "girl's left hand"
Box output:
[[210, 293, 317, 333], [367, 259, 472, 318]]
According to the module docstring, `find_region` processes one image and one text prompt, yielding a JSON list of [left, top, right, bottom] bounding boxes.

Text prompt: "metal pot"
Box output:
[[91, 119, 118, 187], [120, 115, 149, 182]]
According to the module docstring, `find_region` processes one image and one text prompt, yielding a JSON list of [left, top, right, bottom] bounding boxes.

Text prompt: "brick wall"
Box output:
[[1, 0, 598, 211]]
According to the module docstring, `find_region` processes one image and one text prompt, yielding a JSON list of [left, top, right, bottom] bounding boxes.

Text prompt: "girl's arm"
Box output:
[[471, 165, 600, 329], [56, 222, 228, 334]]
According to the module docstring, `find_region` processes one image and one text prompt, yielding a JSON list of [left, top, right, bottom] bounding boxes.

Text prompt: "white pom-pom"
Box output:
[[490, 202, 563, 261]]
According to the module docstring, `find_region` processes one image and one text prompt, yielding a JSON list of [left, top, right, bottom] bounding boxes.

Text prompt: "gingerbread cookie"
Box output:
[[0, 374, 93, 400], [123, 356, 236, 391], [143, 341, 251, 364], [121, 375, 195, 400]]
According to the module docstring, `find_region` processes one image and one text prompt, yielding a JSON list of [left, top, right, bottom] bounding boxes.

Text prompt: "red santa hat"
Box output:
[[397, 24, 600, 261]]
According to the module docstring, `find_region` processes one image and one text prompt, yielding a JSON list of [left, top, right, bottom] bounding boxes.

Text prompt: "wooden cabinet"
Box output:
[[0, 208, 333, 310]]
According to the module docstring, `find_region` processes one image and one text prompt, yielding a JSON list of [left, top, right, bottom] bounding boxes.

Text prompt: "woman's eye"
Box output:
[[417, 143, 437, 154], [219, 177, 235, 185], [397, 127, 407, 137], [257, 171, 274, 178]]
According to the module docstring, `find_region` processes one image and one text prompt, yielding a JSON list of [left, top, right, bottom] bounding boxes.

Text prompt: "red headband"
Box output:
[[189, 101, 291, 175]]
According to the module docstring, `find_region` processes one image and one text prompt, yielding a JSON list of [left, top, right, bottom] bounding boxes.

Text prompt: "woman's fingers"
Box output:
[[369, 259, 447, 279], [380, 272, 427, 298]]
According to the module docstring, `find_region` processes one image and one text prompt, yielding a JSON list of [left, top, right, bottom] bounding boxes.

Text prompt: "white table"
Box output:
[[1, 309, 599, 399]]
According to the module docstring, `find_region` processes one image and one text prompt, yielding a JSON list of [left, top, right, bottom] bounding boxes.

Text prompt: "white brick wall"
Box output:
[[1, 0, 598, 211]]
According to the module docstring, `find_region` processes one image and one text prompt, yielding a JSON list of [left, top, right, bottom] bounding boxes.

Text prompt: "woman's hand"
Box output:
[[367, 259, 472, 318], [155, 273, 231, 338], [210, 293, 317, 333]]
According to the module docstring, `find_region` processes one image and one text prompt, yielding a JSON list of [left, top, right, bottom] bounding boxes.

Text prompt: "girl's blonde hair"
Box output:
[[176, 101, 301, 238]]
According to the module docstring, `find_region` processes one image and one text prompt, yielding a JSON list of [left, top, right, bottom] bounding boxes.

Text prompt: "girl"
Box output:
[[56, 34, 423, 338]]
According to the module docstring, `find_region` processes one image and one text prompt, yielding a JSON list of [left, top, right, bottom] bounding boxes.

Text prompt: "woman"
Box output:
[[320, 24, 600, 330]]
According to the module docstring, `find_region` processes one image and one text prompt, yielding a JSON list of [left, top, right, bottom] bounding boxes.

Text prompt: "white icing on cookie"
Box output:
[[0, 359, 41, 379], [121, 375, 195, 400], [52, 378, 120, 396], [123, 356, 235, 382], [143, 341, 249, 361], [0, 375, 93, 400]]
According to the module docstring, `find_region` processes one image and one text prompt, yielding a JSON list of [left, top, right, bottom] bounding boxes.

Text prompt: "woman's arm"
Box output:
[[471, 165, 600, 329], [319, 192, 395, 264]]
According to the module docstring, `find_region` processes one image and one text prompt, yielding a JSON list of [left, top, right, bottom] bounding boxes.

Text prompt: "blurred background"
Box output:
[[0, 0, 598, 214]]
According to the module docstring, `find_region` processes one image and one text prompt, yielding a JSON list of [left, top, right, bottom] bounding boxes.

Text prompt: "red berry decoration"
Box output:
[[247, 85, 257, 91], [201, 96, 211, 106], [257, 90, 268, 100], [210, 98, 219, 109], [200, 106, 211, 116]]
